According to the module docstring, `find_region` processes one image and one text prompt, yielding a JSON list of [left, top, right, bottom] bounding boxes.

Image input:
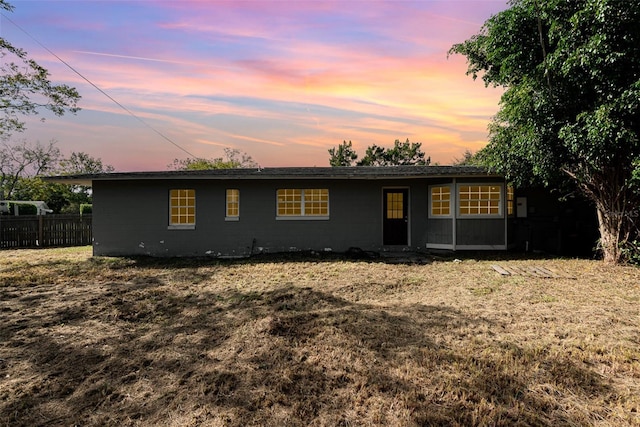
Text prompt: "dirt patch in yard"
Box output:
[[1, 247, 639, 426]]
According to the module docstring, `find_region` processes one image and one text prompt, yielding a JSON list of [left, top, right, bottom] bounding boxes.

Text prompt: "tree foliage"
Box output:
[[10, 176, 69, 213], [450, 0, 640, 263], [358, 139, 430, 166], [452, 149, 481, 166], [55, 151, 115, 212], [170, 148, 257, 171], [328, 139, 430, 167], [58, 151, 115, 175], [0, 139, 59, 200], [328, 140, 358, 167], [0, 1, 81, 137], [0, 140, 113, 213]]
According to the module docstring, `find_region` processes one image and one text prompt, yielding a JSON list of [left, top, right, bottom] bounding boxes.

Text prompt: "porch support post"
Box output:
[[38, 215, 44, 247], [504, 179, 508, 250], [452, 178, 457, 252]]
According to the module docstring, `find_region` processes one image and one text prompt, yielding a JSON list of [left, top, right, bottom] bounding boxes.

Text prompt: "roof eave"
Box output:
[[44, 166, 501, 185]]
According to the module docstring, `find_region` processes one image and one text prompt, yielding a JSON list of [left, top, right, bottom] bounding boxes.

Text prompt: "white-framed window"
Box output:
[[169, 189, 195, 229], [458, 184, 503, 217], [429, 185, 452, 217], [506, 184, 515, 216], [226, 189, 239, 221], [276, 188, 329, 219]]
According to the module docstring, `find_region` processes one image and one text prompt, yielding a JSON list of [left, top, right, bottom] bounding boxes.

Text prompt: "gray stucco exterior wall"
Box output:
[[425, 219, 454, 245], [93, 178, 414, 257], [456, 219, 506, 247], [90, 174, 508, 257]]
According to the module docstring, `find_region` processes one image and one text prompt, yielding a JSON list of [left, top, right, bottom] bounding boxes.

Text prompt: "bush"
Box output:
[[621, 239, 640, 265], [80, 204, 92, 215], [9, 203, 38, 215]]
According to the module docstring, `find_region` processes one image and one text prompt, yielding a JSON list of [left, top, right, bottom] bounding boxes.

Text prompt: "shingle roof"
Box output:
[[45, 165, 501, 185]]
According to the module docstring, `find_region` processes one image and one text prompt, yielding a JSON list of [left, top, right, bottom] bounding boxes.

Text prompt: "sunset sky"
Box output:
[[2, 0, 507, 171]]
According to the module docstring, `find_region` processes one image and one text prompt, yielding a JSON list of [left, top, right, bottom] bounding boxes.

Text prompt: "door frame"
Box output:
[[382, 187, 410, 246]]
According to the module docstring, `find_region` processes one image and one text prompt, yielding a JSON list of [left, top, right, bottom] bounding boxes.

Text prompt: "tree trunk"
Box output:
[[572, 166, 635, 264], [596, 206, 623, 263]]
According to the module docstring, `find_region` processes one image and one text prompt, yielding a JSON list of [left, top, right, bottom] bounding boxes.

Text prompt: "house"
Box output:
[[48, 165, 594, 258], [48, 166, 513, 257]]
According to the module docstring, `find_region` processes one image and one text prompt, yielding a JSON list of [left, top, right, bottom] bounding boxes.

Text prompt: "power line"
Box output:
[[1, 12, 199, 159]]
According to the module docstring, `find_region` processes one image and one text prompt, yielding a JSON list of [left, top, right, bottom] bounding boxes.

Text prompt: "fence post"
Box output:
[[38, 215, 44, 246], [0, 214, 91, 248]]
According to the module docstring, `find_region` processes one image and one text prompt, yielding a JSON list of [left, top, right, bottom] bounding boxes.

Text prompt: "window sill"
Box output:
[[276, 216, 330, 221], [225, 217, 240, 222], [168, 224, 196, 230]]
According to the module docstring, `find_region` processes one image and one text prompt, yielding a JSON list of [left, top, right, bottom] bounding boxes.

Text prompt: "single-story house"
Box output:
[[48, 165, 596, 257]]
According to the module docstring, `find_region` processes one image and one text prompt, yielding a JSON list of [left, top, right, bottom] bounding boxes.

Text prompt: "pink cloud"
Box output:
[[10, 0, 508, 171]]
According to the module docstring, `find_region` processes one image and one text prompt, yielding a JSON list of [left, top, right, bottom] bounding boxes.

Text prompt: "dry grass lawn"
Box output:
[[1, 247, 639, 426]]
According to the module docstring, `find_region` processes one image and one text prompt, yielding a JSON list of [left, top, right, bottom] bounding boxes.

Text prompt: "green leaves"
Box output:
[[452, 0, 640, 183], [0, 3, 81, 137], [328, 140, 358, 167], [328, 139, 430, 167], [451, 0, 640, 262]]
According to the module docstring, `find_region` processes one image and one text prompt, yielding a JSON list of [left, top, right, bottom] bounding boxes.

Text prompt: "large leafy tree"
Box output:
[[54, 151, 115, 212], [58, 151, 115, 175], [450, 0, 640, 263], [358, 139, 430, 166], [328, 139, 430, 167], [0, 140, 113, 213], [0, 1, 81, 137], [0, 139, 59, 200]]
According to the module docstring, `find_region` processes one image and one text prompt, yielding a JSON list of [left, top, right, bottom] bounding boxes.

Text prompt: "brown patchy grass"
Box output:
[[1, 247, 639, 427]]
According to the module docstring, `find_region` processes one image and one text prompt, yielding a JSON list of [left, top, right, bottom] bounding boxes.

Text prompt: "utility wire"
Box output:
[[1, 13, 199, 159]]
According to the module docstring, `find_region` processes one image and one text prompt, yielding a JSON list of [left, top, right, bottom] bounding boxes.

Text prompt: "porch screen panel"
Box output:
[[458, 185, 501, 216], [431, 186, 451, 216]]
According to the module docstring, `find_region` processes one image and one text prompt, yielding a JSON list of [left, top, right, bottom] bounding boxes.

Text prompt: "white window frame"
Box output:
[[225, 189, 240, 221], [276, 188, 330, 220], [457, 183, 504, 218], [428, 184, 453, 218]]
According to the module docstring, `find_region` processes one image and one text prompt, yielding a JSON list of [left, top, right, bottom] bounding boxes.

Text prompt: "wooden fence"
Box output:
[[0, 214, 92, 249]]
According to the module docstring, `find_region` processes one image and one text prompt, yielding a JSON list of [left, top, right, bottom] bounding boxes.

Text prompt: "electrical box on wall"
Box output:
[[516, 197, 528, 218]]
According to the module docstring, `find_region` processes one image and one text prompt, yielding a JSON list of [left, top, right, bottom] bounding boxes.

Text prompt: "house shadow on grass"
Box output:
[[83, 247, 593, 272], [1, 273, 614, 426]]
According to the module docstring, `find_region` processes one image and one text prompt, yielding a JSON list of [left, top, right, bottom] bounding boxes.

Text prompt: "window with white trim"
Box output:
[[506, 184, 514, 216], [430, 185, 451, 217], [458, 185, 502, 216], [169, 189, 195, 228], [226, 189, 239, 220], [277, 189, 329, 218]]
